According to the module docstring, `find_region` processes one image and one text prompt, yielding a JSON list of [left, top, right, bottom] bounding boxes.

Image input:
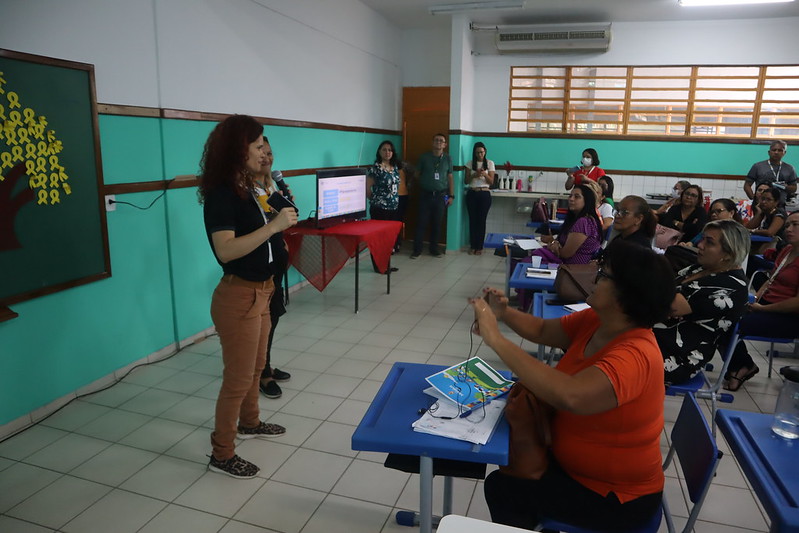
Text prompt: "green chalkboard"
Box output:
[[0, 49, 110, 308]]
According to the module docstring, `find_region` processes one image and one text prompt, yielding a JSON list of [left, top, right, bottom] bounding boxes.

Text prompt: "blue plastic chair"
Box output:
[[538, 394, 723, 533], [665, 322, 739, 436]]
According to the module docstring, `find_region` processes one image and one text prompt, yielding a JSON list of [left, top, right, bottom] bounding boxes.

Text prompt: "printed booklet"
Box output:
[[424, 357, 514, 414]]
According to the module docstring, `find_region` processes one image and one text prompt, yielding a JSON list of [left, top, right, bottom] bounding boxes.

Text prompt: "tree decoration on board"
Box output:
[[0, 70, 71, 251]]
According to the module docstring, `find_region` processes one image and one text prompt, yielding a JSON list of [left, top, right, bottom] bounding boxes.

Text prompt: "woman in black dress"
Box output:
[[655, 219, 750, 385]]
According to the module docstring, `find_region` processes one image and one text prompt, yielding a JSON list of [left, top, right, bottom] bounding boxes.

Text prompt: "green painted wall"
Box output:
[[0, 114, 399, 427]]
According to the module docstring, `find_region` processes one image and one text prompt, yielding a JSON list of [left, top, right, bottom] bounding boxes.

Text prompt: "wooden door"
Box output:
[[402, 87, 450, 249]]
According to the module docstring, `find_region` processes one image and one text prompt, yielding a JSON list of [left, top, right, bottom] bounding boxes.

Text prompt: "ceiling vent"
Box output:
[[495, 23, 611, 52]]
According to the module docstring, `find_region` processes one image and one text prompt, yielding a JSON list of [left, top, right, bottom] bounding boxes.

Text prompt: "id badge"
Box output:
[[434, 172, 440, 181]]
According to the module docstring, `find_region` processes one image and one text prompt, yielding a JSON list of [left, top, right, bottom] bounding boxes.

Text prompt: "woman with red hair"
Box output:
[[198, 115, 298, 479]]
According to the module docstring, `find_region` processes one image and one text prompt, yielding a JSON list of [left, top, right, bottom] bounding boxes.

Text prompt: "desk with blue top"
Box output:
[[716, 409, 799, 533], [352, 362, 510, 533], [508, 262, 557, 294], [531, 292, 572, 360]]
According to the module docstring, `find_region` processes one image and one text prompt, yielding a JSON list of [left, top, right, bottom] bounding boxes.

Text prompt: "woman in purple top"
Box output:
[[541, 184, 603, 264]]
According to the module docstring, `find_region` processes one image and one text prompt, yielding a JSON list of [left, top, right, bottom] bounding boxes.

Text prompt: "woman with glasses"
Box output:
[[745, 186, 786, 254], [367, 140, 406, 263], [656, 184, 708, 243], [725, 210, 799, 391], [472, 240, 675, 531], [654, 180, 691, 216], [610, 195, 656, 248], [680, 198, 743, 248], [655, 219, 750, 385]]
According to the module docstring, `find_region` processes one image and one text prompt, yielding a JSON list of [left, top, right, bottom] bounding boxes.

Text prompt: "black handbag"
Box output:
[[664, 245, 698, 273]]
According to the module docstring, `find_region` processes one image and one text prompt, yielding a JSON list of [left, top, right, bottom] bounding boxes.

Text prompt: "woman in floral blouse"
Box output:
[[367, 140, 406, 269], [655, 219, 750, 385]]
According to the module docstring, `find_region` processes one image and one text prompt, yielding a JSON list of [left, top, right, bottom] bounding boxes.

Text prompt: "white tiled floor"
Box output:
[[0, 246, 788, 532]]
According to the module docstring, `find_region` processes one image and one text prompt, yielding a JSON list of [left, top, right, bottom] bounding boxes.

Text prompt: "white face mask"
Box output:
[[582, 157, 592, 167]]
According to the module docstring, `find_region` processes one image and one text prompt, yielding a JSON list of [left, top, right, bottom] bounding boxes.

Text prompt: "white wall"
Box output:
[[468, 17, 799, 132], [0, 0, 403, 130], [400, 27, 452, 87], [450, 15, 476, 131]]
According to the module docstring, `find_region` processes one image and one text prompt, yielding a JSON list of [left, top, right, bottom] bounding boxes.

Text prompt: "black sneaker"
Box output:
[[259, 379, 283, 399], [208, 454, 259, 479], [410, 253, 420, 260], [238, 421, 286, 439], [431, 251, 443, 258], [272, 368, 291, 382]]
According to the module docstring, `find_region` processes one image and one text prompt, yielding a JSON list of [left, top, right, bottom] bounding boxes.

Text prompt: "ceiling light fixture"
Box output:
[[429, 1, 527, 16], [679, 0, 793, 6]]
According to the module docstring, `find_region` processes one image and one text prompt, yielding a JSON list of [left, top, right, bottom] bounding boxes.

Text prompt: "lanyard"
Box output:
[[768, 161, 782, 181], [250, 188, 274, 264], [755, 252, 792, 303]]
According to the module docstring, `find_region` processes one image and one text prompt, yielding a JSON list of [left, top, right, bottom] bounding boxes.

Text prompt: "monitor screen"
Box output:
[[316, 168, 367, 228]]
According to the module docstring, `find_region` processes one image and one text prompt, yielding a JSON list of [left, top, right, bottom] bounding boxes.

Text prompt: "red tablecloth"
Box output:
[[284, 219, 403, 291]]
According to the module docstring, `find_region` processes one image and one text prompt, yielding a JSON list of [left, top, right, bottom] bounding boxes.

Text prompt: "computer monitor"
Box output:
[[315, 168, 367, 229]]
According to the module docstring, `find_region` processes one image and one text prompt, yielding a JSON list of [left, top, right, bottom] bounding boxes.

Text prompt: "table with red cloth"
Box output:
[[283, 219, 403, 312]]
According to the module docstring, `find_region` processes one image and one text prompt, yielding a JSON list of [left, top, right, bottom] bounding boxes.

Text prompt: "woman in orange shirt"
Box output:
[[471, 240, 675, 531]]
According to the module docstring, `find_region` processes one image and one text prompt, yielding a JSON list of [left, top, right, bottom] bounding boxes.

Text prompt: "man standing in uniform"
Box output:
[[412, 133, 454, 258], [744, 140, 797, 200]]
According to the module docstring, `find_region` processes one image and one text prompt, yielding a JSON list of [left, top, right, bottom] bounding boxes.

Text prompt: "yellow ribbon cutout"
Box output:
[[11, 146, 23, 162], [23, 108, 35, 125], [25, 160, 35, 174], [49, 155, 59, 170], [25, 144, 37, 159], [37, 189, 48, 205], [28, 174, 38, 188], [59, 169, 68, 182], [37, 141, 48, 156], [50, 140, 63, 154], [4, 127, 17, 145], [50, 189, 61, 204], [35, 157, 46, 173], [50, 173, 60, 188], [63, 182, 72, 195], [39, 116, 48, 128], [17, 128, 29, 144], [7, 91, 21, 109], [0, 103, 5, 120], [9, 110, 22, 127], [1, 152, 12, 169]]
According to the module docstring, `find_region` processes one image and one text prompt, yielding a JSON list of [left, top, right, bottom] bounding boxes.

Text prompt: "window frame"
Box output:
[[508, 64, 799, 141]]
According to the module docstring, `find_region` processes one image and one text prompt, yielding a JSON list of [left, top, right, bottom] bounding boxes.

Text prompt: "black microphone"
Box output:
[[272, 170, 291, 197]]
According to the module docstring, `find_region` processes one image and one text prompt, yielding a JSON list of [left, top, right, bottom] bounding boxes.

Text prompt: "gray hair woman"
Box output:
[[656, 219, 751, 385]]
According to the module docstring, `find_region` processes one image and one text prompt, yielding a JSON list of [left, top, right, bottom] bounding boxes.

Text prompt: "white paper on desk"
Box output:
[[563, 303, 591, 313], [514, 239, 542, 250], [412, 387, 506, 445]]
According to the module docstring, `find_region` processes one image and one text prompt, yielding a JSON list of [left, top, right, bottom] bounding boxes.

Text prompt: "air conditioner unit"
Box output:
[[495, 23, 611, 52]]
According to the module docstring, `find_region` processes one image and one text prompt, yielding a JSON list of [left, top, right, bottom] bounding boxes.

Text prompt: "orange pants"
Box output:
[[210, 274, 274, 460]]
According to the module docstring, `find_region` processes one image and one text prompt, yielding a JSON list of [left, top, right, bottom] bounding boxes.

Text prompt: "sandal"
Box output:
[[724, 365, 759, 392]]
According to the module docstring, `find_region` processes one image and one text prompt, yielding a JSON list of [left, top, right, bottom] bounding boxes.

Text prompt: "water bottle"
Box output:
[[772, 366, 799, 439]]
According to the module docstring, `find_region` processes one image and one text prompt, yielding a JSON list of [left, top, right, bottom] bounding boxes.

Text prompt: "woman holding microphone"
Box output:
[[199, 115, 298, 479]]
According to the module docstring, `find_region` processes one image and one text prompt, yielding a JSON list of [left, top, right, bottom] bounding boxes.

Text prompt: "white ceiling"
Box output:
[[360, 0, 799, 29]]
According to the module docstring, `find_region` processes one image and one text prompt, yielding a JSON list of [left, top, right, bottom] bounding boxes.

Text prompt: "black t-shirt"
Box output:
[[203, 185, 273, 281]]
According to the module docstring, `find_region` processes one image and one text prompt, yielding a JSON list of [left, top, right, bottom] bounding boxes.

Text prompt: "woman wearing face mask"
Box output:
[[610, 196, 657, 249], [564, 148, 605, 190], [656, 220, 750, 385], [655, 180, 691, 216], [465, 141, 495, 255], [680, 198, 743, 248], [656, 184, 708, 244]]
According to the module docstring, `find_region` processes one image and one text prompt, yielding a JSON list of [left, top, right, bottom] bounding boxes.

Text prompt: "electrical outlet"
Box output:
[[105, 195, 116, 212]]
